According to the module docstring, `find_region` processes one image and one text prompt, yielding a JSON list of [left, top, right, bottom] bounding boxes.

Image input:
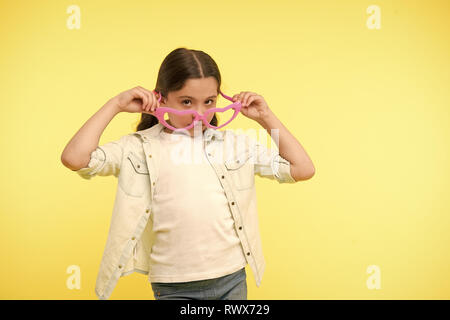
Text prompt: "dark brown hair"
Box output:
[[135, 47, 221, 131]]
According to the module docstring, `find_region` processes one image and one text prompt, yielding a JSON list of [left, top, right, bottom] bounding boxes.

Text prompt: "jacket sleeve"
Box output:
[[251, 137, 296, 184], [74, 134, 129, 180]]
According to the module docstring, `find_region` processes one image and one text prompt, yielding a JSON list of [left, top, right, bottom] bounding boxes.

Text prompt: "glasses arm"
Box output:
[[219, 90, 234, 102], [152, 90, 162, 103]]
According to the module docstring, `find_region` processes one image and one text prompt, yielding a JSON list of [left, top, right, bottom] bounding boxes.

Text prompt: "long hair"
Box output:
[[135, 47, 221, 131]]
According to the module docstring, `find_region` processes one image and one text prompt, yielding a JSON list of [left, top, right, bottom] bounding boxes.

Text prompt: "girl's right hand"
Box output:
[[115, 86, 160, 114]]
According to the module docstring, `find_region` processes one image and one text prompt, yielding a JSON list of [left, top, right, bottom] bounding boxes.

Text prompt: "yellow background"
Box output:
[[1, 0, 449, 299]]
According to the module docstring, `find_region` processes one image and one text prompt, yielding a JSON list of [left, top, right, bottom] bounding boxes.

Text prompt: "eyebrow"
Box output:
[[177, 95, 217, 99]]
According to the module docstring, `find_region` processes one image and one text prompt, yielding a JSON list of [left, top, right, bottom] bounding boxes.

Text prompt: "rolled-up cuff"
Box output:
[[75, 147, 107, 180], [272, 154, 296, 183]]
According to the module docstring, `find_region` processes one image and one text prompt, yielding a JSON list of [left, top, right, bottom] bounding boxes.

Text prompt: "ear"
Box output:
[[155, 91, 166, 105]]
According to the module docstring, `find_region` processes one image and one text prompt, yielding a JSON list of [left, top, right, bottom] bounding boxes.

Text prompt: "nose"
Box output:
[[192, 106, 208, 117], [192, 109, 207, 126]]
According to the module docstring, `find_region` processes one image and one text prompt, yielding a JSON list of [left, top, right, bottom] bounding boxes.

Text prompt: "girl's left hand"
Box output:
[[232, 91, 272, 123]]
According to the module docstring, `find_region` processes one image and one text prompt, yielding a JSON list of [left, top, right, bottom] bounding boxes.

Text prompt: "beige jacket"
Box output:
[[75, 122, 296, 300]]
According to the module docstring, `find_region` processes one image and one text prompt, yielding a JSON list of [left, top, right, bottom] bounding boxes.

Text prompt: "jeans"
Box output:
[[151, 267, 247, 300]]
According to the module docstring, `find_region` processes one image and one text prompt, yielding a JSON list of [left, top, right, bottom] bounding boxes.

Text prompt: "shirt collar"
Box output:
[[135, 122, 224, 142], [203, 127, 224, 142]]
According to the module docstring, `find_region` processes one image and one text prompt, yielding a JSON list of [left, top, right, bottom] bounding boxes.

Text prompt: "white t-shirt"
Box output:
[[148, 129, 247, 283]]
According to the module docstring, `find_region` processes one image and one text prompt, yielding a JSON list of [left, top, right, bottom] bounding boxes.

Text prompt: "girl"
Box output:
[[61, 47, 315, 300]]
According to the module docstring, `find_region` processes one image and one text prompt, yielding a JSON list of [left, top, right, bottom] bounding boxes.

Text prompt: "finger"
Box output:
[[135, 87, 149, 110], [242, 92, 256, 107], [237, 92, 245, 105], [145, 91, 153, 111], [140, 86, 155, 111], [142, 88, 153, 111], [245, 95, 256, 107], [151, 91, 161, 111], [143, 88, 160, 112], [240, 92, 252, 107], [148, 91, 156, 112]]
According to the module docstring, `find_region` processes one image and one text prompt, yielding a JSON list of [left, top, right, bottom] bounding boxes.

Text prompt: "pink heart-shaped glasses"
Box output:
[[150, 90, 242, 131]]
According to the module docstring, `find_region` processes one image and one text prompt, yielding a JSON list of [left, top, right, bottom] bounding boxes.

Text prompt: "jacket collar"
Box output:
[[134, 122, 224, 142]]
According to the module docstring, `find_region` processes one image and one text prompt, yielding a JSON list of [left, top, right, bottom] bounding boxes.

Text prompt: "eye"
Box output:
[[181, 99, 215, 106]]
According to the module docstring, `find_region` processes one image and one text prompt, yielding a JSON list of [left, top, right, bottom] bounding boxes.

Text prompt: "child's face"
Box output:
[[160, 77, 218, 136]]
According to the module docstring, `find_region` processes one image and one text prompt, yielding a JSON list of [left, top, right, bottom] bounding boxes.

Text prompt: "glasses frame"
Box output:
[[151, 90, 242, 131]]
